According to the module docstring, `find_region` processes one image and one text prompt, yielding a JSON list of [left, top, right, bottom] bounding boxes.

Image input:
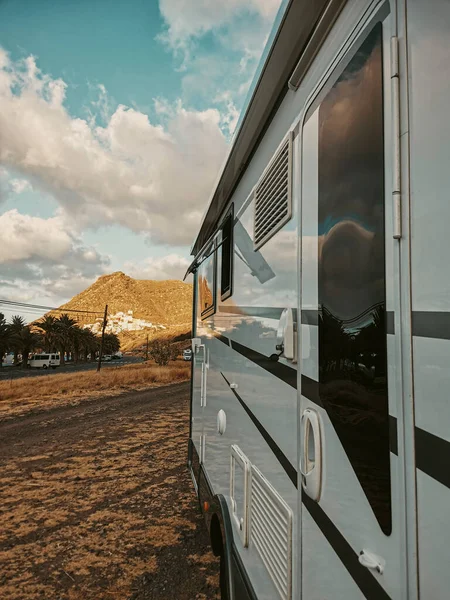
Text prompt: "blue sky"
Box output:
[[0, 0, 283, 321]]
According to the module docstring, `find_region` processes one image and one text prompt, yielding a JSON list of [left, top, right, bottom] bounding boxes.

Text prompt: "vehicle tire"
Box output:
[[219, 553, 229, 600], [42, 364, 48, 369]]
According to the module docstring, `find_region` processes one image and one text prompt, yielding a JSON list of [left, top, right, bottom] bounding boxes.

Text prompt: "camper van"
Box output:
[[29, 353, 61, 369], [185, 1, 450, 599]]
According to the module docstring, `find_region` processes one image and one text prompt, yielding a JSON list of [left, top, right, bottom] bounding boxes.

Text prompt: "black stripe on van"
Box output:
[[216, 332, 323, 405], [389, 417, 450, 490], [216, 306, 397, 333], [412, 311, 450, 339], [216, 333, 297, 389], [218, 305, 284, 319], [415, 426, 450, 489], [221, 371, 297, 487], [301, 309, 319, 326], [214, 307, 450, 338]]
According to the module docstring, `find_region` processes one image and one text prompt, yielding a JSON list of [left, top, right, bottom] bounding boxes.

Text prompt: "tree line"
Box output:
[[0, 313, 120, 368]]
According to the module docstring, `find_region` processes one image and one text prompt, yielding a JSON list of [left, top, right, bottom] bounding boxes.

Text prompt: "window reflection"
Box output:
[[318, 23, 392, 534], [199, 246, 216, 318]]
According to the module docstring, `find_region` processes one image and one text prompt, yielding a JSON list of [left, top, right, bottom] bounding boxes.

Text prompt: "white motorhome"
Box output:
[[29, 353, 61, 369], [185, 1, 450, 599]]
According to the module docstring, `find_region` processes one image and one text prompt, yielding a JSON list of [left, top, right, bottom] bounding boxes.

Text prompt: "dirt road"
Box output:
[[0, 382, 219, 600]]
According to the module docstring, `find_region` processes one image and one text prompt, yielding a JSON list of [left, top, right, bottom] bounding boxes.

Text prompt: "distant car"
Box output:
[[183, 349, 192, 361], [96, 355, 112, 362], [111, 354, 121, 360]]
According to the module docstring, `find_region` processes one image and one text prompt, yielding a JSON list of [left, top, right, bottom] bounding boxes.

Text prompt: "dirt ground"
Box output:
[[0, 382, 220, 600]]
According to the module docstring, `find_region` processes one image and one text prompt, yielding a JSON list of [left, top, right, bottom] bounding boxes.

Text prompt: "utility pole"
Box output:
[[97, 304, 108, 373], [145, 334, 149, 361]]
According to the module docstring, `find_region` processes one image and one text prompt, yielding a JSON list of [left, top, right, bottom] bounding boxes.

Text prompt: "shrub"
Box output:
[[148, 340, 175, 366]]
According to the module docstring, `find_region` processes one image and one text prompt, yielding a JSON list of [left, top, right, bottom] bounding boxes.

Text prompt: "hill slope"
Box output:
[[51, 272, 193, 351], [56, 272, 192, 325]]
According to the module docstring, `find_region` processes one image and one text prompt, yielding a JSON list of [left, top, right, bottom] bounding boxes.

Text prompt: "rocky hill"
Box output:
[[51, 272, 193, 351], [57, 272, 192, 324]]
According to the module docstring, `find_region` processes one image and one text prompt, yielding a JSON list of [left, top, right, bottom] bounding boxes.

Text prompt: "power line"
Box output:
[[0, 299, 103, 315]]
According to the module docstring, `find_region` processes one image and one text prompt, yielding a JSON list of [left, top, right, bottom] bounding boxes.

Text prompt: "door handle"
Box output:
[[300, 408, 323, 501]]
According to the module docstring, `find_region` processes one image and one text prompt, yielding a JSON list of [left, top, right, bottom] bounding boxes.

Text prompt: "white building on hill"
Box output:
[[83, 310, 166, 335]]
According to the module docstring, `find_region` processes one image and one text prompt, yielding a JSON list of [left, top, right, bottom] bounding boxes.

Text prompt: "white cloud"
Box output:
[[158, 1, 282, 141], [10, 178, 32, 194], [0, 166, 8, 204], [124, 253, 190, 281], [0, 49, 228, 245], [0, 209, 110, 301], [0, 210, 73, 263], [158, 0, 281, 50]]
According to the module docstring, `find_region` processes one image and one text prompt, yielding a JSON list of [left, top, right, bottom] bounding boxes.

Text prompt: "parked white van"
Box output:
[[29, 353, 61, 369]]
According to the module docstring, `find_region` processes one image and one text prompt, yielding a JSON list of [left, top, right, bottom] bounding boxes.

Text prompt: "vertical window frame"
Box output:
[[220, 204, 234, 302], [314, 21, 392, 535], [199, 240, 217, 320]]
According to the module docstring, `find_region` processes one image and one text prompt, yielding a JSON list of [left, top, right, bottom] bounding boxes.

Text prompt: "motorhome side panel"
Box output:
[[201, 165, 300, 600], [187, 0, 440, 599], [407, 1, 450, 598]]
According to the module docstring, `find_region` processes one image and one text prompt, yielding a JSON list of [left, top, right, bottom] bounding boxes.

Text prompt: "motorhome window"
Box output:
[[199, 245, 216, 318], [317, 23, 392, 534], [220, 208, 234, 301]]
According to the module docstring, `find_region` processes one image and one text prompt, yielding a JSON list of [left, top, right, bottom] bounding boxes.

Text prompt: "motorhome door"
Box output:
[[299, 4, 409, 599]]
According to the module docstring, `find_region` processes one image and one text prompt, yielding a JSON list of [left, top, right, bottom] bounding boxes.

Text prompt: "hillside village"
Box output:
[[84, 309, 167, 336]]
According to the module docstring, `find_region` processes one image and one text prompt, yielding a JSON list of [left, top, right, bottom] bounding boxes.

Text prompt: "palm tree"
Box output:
[[79, 329, 98, 361], [70, 325, 86, 363], [55, 314, 77, 363], [9, 316, 26, 365], [16, 326, 42, 369], [37, 315, 59, 352], [0, 313, 12, 365], [103, 332, 120, 356]]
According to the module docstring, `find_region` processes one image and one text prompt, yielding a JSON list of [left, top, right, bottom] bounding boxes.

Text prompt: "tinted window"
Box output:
[[221, 208, 234, 301], [199, 245, 216, 318], [42, 355, 50, 360], [318, 24, 391, 534]]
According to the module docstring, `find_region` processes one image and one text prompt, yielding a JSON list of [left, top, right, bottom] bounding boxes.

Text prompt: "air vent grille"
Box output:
[[250, 466, 293, 600], [254, 133, 293, 250]]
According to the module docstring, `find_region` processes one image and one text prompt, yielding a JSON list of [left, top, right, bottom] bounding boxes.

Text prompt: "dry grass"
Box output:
[[0, 362, 190, 421], [0, 384, 220, 600]]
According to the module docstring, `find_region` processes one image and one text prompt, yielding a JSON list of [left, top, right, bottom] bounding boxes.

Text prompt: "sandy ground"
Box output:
[[0, 382, 220, 600]]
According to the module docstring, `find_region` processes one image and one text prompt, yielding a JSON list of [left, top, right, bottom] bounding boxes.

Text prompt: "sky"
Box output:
[[0, 0, 283, 322]]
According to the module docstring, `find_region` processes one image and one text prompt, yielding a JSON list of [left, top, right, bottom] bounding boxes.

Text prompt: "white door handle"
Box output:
[[358, 550, 385, 574], [300, 408, 322, 501], [217, 410, 226, 435]]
